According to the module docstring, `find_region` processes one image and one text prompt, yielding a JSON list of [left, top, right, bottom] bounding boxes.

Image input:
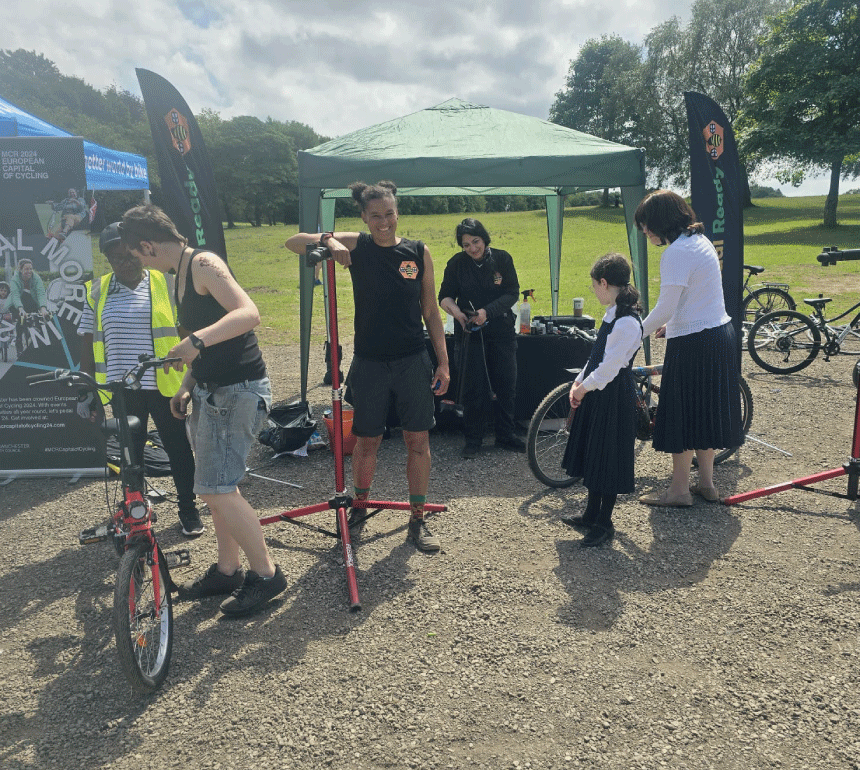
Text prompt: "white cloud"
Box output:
[[0, 0, 833, 194]]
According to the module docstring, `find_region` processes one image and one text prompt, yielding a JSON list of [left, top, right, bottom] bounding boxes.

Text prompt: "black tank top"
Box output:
[[348, 233, 426, 361], [175, 249, 266, 385]]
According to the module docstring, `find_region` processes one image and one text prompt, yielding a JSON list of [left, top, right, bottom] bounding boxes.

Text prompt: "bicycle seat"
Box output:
[[744, 265, 765, 275], [803, 297, 832, 310], [100, 416, 145, 437]]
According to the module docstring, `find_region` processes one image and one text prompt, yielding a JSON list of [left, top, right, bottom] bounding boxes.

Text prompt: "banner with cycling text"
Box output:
[[0, 136, 102, 477], [684, 91, 744, 352], [136, 68, 228, 262]]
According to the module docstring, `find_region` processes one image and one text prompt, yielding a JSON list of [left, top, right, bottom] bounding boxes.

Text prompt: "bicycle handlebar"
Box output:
[[305, 243, 331, 267], [817, 247, 860, 266], [27, 355, 182, 392]]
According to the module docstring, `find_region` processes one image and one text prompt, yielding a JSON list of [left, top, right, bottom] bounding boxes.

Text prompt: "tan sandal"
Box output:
[[639, 490, 693, 507], [690, 485, 720, 502]]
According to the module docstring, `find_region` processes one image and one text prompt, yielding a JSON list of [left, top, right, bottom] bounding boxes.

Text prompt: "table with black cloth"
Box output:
[[425, 316, 595, 425]]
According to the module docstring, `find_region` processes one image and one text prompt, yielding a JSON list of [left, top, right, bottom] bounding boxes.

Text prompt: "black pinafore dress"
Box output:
[[561, 315, 639, 494]]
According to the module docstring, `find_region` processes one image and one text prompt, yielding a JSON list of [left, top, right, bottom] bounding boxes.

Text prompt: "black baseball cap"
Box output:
[[99, 222, 123, 254]]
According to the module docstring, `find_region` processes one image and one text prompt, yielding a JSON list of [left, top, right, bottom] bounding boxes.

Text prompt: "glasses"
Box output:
[[106, 250, 137, 265]]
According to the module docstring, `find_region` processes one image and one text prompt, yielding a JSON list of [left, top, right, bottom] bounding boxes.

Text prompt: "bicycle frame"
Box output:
[[808, 301, 860, 352], [29, 359, 187, 585]]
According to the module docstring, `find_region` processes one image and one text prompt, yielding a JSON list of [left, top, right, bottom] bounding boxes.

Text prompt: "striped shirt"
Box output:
[[77, 272, 159, 389]]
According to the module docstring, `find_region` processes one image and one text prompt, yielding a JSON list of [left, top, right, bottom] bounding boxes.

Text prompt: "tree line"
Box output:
[[1, 0, 857, 227], [549, 0, 859, 226]]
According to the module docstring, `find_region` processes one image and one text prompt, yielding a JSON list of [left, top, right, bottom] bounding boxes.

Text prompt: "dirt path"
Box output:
[[1, 341, 859, 769]]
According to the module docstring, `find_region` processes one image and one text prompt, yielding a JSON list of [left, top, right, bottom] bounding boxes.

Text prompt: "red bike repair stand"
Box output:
[[258, 252, 446, 611], [722, 367, 860, 507]]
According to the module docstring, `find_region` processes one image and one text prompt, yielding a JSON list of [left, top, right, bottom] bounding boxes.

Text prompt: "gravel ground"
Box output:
[[2, 338, 860, 770]]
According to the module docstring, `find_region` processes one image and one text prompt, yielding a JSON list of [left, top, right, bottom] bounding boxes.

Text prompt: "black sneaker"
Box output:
[[407, 517, 441, 552], [220, 566, 288, 616], [179, 510, 205, 538], [462, 442, 481, 459], [580, 524, 615, 548], [178, 563, 244, 600], [495, 435, 526, 452], [560, 513, 595, 531]]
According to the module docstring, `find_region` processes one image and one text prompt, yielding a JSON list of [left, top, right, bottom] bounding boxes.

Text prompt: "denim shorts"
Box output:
[[187, 377, 271, 495]]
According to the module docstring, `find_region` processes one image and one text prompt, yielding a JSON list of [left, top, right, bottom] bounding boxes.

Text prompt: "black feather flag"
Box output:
[[136, 68, 227, 261], [684, 91, 744, 349]]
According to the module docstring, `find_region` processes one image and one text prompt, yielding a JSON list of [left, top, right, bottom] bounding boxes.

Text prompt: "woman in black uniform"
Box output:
[[439, 218, 523, 458]]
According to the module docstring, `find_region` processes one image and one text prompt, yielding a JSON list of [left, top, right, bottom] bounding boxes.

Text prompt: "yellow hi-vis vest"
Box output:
[[88, 270, 184, 401]]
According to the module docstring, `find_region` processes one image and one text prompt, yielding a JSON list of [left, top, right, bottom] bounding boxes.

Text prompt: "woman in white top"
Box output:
[[635, 190, 743, 506]]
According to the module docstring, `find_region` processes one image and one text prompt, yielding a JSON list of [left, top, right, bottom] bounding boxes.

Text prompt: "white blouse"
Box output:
[[576, 305, 642, 391], [641, 233, 731, 339]]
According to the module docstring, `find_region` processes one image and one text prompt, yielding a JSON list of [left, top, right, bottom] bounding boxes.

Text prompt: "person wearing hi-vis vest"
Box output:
[[77, 222, 203, 537]]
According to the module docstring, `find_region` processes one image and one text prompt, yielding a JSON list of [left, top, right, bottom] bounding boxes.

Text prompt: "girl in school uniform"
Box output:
[[560, 253, 642, 547]]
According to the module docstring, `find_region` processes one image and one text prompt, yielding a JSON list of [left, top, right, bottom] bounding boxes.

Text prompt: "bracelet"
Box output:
[[320, 232, 335, 245]]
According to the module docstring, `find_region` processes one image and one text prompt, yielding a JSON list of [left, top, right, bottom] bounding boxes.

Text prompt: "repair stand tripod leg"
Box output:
[[722, 365, 860, 506]]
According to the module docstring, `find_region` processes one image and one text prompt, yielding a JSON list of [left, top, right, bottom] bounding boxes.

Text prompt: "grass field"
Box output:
[[92, 194, 860, 346]]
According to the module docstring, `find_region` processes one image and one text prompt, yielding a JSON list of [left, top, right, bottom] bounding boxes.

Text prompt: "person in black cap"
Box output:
[[76, 223, 203, 537]]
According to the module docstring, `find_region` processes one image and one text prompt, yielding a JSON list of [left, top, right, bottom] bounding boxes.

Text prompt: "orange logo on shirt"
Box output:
[[399, 261, 419, 279]]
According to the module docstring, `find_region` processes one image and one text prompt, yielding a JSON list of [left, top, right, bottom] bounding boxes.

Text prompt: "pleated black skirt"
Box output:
[[652, 321, 744, 453], [561, 368, 637, 494]]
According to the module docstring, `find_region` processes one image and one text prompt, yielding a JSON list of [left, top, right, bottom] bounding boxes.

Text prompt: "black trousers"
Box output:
[[123, 388, 197, 514], [457, 329, 518, 444]]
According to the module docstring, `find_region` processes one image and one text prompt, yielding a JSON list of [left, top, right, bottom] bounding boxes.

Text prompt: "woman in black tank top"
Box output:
[[285, 180, 450, 553], [121, 204, 286, 617]]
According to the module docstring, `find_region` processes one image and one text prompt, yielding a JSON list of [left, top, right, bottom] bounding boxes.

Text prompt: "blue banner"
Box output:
[[0, 96, 149, 191]]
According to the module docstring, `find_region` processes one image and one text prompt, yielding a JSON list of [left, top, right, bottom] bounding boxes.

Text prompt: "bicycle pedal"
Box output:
[[163, 548, 192, 569], [79, 525, 110, 545]]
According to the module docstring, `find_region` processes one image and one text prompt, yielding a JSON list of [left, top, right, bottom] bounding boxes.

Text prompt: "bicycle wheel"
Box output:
[[747, 310, 820, 374], [114, 540, 173, 694], [741, 287, 796, 351], [526, 381, 578, 488], [712, 375, 754, 464]]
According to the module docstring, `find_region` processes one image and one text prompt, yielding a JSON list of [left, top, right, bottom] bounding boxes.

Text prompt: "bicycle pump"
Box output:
[[258, 245, 447, 612]]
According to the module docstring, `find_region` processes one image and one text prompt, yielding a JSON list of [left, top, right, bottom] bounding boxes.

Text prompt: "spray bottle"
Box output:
[[519, 289, 534, 334]]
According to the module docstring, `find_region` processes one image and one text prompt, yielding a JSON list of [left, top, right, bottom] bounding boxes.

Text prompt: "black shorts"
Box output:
[[347, 350, 436, 437]]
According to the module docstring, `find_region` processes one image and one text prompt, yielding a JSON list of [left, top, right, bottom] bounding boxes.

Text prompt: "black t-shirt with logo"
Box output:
[[348, 233, 425, 361]]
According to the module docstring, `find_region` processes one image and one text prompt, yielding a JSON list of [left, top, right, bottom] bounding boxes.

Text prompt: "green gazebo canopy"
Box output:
[[297, 98, 647, 398]]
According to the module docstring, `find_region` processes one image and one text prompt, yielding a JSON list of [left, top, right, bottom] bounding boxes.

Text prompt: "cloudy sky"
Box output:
[[1, 0, 830, 194]]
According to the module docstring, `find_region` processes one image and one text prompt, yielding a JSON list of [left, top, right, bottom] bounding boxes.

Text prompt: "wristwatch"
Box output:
[[188, 333, 205, 351], [320, 232, 335, 245]]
